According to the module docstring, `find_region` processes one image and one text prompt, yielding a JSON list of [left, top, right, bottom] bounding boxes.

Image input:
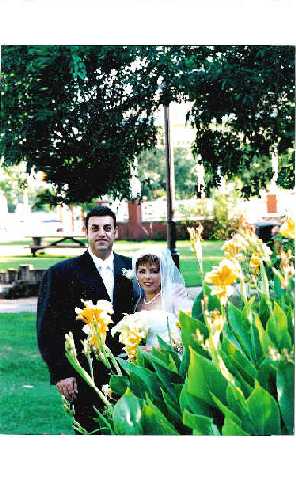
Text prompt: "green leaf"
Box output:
[[141, 398, 179, 435], [246, 383, 281, 435], [179, 345, 190, 379], [153, 362, 180, 403], [210, 391, 242, 426], [254, 315, 273, 355], [226, 384, 256, 434], [113, 388, 143, 435], [93, 407, 114, 435], [179, 379, 211, 416], [148, 348, 179, 374], [276, 363, 294, 434], [161, 388, 184, 429], [183, 409, 220, 435], [179, 312, 209, 358], [250, 320, 263, 365], [187, 348, 228, 407], [222, 417, 249, 436], [258, 295, 271, 327], [129, 371, 149, 399], [227, 301, 252, 358], [266, 303, 292, 351], [154, 337, 181, 371], [257, 358, 277, 391], [117, 358, 162, 403], [109, 375, 129, 396], [191, 290, 204, 320], [221, 336, 257, 383]]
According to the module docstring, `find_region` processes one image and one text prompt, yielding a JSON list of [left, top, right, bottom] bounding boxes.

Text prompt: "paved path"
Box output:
[[0, 287, 201, 314], [0, 297, 38, 313]]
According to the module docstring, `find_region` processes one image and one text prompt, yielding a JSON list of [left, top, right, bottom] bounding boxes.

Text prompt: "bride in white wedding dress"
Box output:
[[132, 248, 193, 347]]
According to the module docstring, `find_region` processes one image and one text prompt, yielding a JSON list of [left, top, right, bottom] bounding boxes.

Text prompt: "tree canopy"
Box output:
[[1, 45, 294, 203]]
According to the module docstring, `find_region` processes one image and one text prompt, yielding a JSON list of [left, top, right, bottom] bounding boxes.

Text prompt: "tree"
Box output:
[[137, 146, 197, 200], [1, 46, 159, 203], [185, 46, 295, 196], [1, 45, 294, 203]]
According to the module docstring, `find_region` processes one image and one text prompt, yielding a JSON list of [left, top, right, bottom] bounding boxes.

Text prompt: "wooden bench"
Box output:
[[27, 235, 86, 256]]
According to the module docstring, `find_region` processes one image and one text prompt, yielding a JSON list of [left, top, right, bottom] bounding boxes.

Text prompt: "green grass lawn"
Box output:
[[0, 313, 74, 435], [0, 240, 224, 287]]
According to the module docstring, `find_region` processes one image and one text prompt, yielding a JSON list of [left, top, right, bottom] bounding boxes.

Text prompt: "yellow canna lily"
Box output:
[[250, 253, 261, 274], [205, 259, 240, 305], [187, 223, 203, 261], [205, 259, 240, 287], [279, 217, 295, 240], [75, 299, 114, 350]]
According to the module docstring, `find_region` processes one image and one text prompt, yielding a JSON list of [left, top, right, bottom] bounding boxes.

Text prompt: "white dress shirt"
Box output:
[[88, 248, 114, 301]]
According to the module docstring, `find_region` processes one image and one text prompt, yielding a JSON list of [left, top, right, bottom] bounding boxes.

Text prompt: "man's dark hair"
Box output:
[[84, 206, 117, 230]]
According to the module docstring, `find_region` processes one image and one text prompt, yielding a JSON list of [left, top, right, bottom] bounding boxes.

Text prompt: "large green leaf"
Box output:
[[93, 407, 114, 435], [210, 391, 242, 427], [187, 348, 228, 406], [227, 301, 252, 358], [222, 417, 249, 436], [249, 320, 263, 366], [129, 371, 149, 400], [183, 409, 220, 435], [109, 375, 129, 396], [191, 290, 204, 320], [276, 362, 294, 434], [257, 358, 277, 392], [258, 295, 271, 328], [221, 336, 258, 383], [179, 346, 190, 379], [161, 388, 184, 430], [141, 398, 179, 435], [266, 302, 292, 350], [179, 379, 211, 416], [226, 384, 257, 435], [179, 311, 209, 359], [147, 349, 179, 375], [254, 315, 273, 355], [246, 383, 281, 435], [154, 337, 181, 371], [113, 388, 143, 435], [117, 358, 162, 403], [219, 349, 254, 398], [153, 361, 180, 403]]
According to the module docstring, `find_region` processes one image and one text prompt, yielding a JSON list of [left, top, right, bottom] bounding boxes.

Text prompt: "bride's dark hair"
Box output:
[[136, 254, 160, 272]]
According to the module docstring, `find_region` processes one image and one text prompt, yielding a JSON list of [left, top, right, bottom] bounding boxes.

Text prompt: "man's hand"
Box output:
[[56, 377, 78, 401]]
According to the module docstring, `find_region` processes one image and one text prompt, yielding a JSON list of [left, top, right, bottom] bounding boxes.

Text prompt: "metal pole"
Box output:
[[164, 104, 179, 268]]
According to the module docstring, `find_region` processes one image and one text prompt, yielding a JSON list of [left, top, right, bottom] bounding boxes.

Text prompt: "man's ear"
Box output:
[[114, 226, 119, 239], [83, 224, 87, 237]]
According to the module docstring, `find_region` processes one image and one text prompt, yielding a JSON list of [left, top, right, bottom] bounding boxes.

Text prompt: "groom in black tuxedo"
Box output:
[[37, 206, 136, 433]]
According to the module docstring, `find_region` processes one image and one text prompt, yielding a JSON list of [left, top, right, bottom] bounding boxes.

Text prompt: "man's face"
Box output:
[[86, 215, 117, 258]]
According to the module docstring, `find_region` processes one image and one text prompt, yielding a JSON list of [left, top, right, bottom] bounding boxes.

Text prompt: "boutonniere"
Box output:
[[121, 268, 135, 280]]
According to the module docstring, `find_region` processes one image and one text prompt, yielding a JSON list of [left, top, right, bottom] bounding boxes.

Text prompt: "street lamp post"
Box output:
[[163, 103, 179, 268]]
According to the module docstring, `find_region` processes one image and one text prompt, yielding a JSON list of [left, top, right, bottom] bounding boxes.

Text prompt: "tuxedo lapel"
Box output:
[[113, 253, 124, 307], [79, 251, 109, 301]]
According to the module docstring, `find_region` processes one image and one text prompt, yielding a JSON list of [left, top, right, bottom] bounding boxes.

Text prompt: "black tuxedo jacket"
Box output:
[[37, 251, 136, 384]]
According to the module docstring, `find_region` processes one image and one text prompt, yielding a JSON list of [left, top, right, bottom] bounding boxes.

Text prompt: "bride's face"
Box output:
[[136, 262, 161, 296]]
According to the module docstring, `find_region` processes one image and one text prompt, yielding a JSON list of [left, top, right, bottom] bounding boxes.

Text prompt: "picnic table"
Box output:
[[27, 235, 86, 256]]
